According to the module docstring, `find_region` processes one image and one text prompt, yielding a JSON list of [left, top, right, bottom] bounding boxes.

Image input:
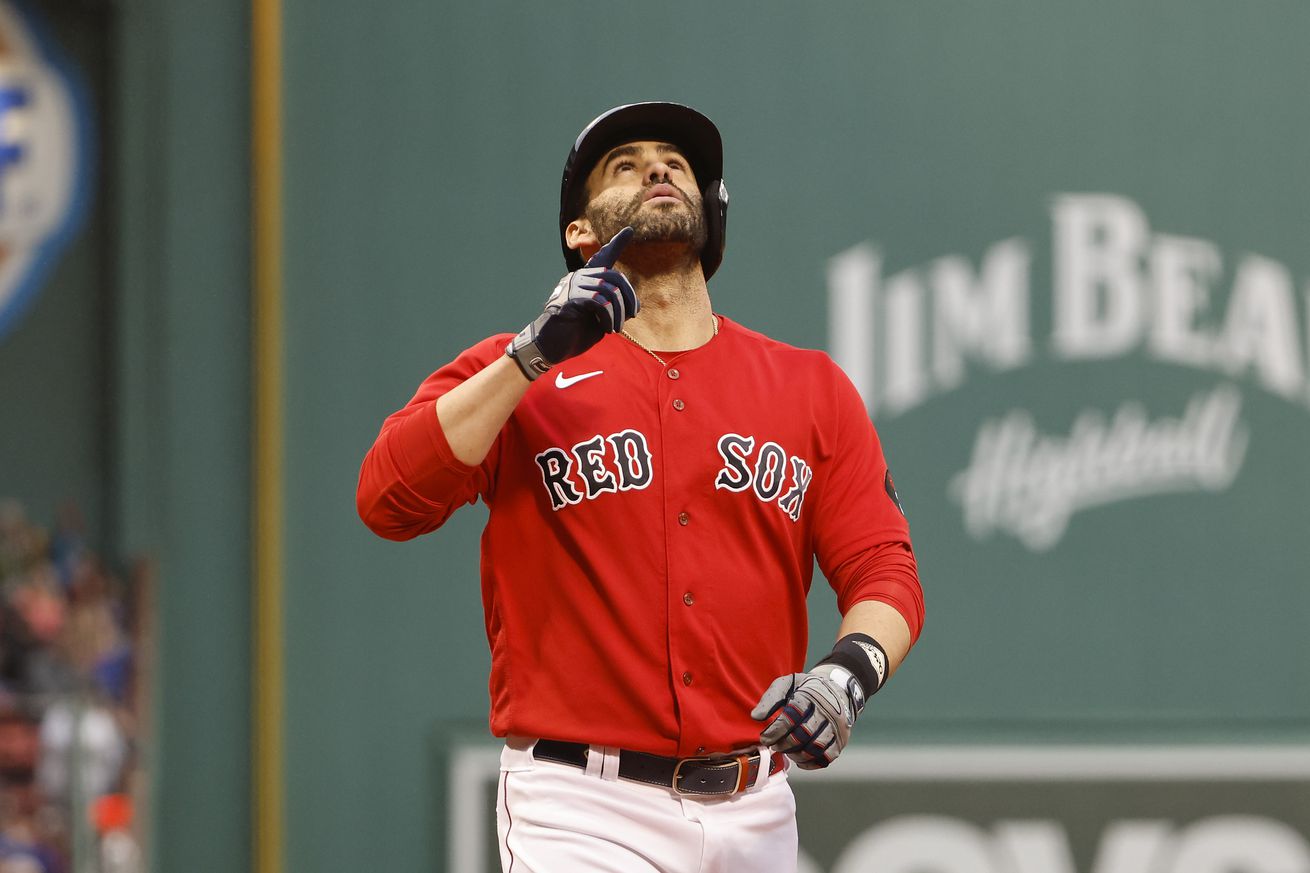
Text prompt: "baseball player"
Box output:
[[357, 102, 923, 873]]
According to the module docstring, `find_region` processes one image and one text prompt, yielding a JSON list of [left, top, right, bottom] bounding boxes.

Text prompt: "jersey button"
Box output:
[[696, 746, 707, 755], [672, 398, 685, 411], [678, 512, 690, 526], [683, 592, 694, 606], [682, 671, 693, 686], [667, 368, 680, 380]]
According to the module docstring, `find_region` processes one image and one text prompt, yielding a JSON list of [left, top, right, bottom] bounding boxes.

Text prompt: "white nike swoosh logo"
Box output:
[[554, 369, 604, 389]]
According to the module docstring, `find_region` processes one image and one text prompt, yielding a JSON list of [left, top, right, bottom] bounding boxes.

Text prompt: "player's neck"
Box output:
[[623, 264, 714, 352]]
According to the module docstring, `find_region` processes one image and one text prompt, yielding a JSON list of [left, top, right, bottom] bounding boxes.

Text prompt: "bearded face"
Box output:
[[583, 180, 708, 258]]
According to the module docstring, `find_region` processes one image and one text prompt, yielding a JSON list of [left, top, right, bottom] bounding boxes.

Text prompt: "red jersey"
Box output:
[[357, 316, 922, 757]]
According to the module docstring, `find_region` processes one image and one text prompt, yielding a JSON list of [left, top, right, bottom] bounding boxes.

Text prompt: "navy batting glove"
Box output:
[[751, 668, 858, 770], [506, 227, 638, 380], [751, 634, 888, 770]]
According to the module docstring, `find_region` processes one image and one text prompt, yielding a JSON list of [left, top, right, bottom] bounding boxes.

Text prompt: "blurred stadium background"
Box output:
[[0, 0, 1307, 871]]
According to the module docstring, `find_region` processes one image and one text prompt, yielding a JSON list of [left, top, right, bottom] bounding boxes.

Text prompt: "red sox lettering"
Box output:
[[534, 429, 813, 521], [714, 434, 813, 522], [535, 429, 654, 509]]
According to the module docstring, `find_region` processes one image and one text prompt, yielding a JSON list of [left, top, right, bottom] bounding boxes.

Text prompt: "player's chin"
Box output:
[[629, 217, 699, 246]]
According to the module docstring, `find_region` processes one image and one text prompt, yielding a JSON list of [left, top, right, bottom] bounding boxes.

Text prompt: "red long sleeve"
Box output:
[[356, 336, 508, 540]]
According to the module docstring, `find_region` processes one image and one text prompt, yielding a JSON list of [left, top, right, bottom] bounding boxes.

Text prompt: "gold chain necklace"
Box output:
[[621, 316, 719, 367]]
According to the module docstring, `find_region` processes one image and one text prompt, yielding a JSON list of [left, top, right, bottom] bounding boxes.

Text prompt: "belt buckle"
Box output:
[[672, 754, 749, 797]]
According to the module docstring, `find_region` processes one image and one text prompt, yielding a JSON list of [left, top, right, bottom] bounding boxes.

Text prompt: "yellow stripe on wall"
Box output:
[[252, 0, 285, 871]]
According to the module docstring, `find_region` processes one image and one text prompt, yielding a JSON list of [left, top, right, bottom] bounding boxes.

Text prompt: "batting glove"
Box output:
[[506, 227, 638, 380], [750, 633, 888, 770]]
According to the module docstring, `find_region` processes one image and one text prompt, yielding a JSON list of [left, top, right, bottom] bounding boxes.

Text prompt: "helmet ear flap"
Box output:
[[700, 178, 729, 280]]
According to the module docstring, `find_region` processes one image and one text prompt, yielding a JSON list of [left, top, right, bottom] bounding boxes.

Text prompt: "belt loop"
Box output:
[[585, 745, 622, 781], [733, 754, 752, 794], [598, 746, 622, 782], [583, 744, 605, 778], [751, 745, 772, 791]]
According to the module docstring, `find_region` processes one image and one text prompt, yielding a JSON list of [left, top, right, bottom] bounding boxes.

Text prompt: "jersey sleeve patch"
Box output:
[[884, 469, 906, 516]]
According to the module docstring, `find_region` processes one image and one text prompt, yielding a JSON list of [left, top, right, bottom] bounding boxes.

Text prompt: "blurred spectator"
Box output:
[[0, 500, 140, 873], [90, 796, 137, 873], [37, 699, 126, 805], [59, 561, 124, 695], [47, 506, 86, 598], [0, 787, 61, 873]]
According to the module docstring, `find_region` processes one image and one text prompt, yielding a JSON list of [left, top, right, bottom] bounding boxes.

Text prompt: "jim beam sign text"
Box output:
[[828, 194, 1308, 551]]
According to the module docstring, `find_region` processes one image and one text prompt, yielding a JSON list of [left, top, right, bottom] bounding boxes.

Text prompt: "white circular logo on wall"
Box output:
[[0, 1, 90, 341]]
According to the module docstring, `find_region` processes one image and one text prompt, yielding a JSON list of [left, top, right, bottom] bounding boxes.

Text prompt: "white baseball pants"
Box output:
[[496, 738, 798, 873]]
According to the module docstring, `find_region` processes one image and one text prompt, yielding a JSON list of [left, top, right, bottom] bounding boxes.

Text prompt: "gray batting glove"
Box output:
[[750, 664, 864, 770], [506, 227, 637, 380]]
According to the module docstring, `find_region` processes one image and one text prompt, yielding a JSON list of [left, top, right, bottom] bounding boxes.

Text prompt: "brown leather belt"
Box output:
[[533, 739, 784, 797]]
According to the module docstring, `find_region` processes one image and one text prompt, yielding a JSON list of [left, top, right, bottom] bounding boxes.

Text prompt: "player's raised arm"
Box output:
[[356, 227, 638, 538], [438, 226, 637, 465]]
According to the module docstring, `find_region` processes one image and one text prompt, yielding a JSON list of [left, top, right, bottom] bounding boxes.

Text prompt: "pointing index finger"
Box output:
[[586, 226, 634, 268]]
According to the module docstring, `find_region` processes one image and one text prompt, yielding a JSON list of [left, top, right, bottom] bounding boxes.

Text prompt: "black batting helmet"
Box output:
[[559, 102, 729, 279]]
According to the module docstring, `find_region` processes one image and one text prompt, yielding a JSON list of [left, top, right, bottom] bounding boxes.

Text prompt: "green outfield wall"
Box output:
[[115, 0, 253, 871], [1, 1, 1306, 871], [277, 2, 1310, 870]]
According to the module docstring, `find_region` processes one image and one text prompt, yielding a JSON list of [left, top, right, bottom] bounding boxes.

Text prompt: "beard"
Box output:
[[584, 183, 708, 264]]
